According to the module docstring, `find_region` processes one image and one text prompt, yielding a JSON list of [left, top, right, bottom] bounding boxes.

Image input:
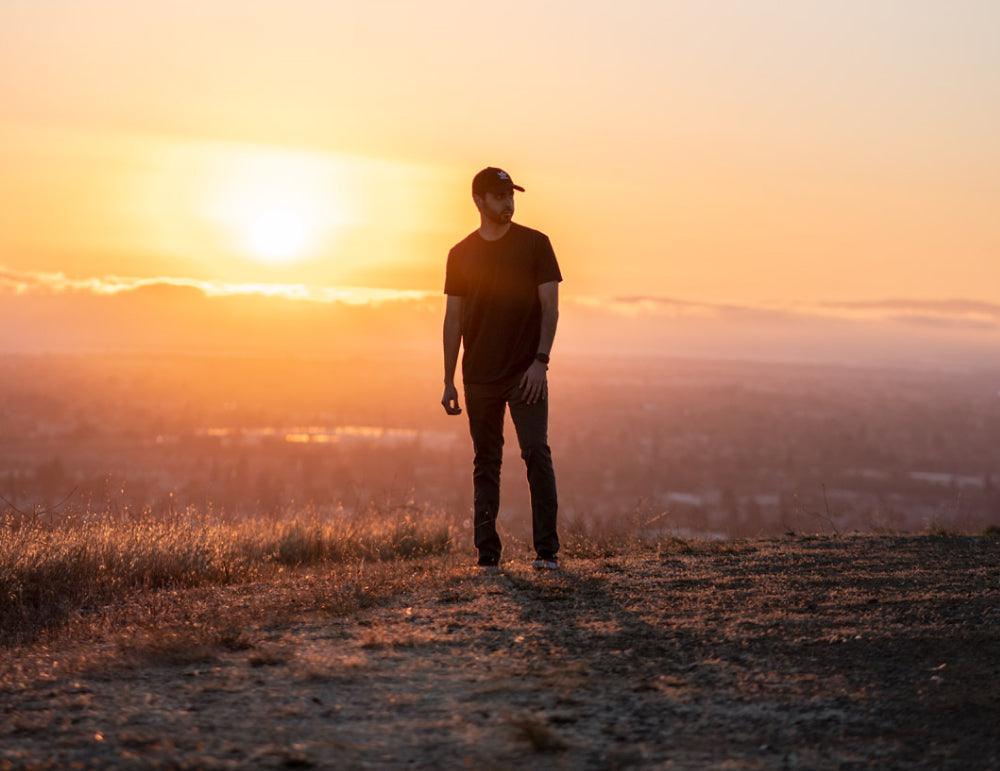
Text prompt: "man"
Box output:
[[441, 167, 562, 572]]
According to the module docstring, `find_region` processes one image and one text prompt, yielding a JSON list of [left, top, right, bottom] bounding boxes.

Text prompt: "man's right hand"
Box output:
[[441, 383, 462, 415]]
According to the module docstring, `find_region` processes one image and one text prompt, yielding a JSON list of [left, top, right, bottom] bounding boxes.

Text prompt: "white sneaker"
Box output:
[[532, 558, 559, 570]]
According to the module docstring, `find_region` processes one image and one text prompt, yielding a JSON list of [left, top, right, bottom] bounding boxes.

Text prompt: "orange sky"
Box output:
[[2, 1, 999, 364]]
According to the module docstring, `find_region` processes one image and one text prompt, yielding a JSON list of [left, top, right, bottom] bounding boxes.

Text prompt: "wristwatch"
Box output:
[[535, 352, 550, 365]]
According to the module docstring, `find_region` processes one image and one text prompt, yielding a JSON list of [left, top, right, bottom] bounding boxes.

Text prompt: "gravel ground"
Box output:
[[2, 534, 999, 769]]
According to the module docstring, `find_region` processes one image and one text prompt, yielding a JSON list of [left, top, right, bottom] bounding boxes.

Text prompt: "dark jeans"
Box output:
[[464, 372, 559, 565]]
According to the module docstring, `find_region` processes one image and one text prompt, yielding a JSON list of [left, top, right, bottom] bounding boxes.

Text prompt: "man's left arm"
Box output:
[[520, 281, 559, 404]]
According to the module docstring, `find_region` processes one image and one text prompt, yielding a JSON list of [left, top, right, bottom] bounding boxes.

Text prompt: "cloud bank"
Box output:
[[2, 267, 998, 369]]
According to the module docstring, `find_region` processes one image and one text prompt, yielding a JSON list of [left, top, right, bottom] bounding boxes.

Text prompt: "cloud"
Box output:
[[571, 295, 792, 322], [572, 294, 1000, 331], [810, 299, 1000, 330], [0, 266, 435, 306]]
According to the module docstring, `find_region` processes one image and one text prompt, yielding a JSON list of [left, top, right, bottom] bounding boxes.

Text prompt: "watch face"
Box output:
[[536, 353, 550, 364]]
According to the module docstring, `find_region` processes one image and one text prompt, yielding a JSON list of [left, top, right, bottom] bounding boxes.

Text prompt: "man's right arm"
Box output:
[[441, 295, 463, 415]]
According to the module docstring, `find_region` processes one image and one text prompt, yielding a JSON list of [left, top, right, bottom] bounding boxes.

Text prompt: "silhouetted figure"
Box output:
[[441, 167, 562, 571]]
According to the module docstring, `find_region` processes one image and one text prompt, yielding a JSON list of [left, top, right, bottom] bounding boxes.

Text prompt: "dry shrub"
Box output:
[[507, 713, 568, 752], [117, 624, 221, 667], [560, 509, 741, 559], [560, 515, 647, 558], [247, 647, 294, 668], [264, 506, 452, 566], [655, 535, 754, 556]]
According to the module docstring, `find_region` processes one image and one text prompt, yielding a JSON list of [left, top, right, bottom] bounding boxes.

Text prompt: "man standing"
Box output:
[[442, 167, 562, 572]]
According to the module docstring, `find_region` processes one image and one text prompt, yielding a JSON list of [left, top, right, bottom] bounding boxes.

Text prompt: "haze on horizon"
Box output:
[[2, 1, 999, 366]]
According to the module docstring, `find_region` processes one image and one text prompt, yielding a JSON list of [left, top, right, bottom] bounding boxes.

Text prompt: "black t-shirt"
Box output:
[[444, 223, 562, 385]]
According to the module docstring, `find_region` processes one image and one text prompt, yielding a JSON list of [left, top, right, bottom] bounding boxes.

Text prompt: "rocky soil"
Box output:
[[2, 535, 999, 769]]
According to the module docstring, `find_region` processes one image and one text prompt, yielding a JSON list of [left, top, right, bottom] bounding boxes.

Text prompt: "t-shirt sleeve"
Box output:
[[443, 246, 465, 296], [535, 234, 562, 285]]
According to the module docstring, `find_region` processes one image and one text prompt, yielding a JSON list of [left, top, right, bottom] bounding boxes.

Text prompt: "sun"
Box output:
[[244, 208, 312, 265], [202, 147, 352, 267]]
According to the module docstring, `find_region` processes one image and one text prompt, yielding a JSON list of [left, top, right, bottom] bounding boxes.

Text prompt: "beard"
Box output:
[[484, 206, 513, 225]]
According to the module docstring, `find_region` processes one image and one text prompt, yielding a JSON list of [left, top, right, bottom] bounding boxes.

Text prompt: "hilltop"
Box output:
[[2, 534, 998, 769]]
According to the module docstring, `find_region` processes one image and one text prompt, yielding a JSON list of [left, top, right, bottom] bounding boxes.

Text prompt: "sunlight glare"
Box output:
[[203, 147, 354, 266]]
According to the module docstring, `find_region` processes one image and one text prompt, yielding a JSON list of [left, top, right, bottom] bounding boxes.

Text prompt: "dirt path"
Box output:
[[2, 535, 999, 769]]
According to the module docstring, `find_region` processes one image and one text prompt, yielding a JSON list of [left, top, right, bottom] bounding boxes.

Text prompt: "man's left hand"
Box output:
[[520, 360, 548, 404]]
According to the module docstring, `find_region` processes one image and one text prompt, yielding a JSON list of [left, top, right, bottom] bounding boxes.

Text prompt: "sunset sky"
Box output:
[[2, 1, 999, 365]]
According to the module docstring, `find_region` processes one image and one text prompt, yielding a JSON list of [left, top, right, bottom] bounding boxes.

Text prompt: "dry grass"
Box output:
[[0, 504, 453, 646], [1, 496, 820, 653]]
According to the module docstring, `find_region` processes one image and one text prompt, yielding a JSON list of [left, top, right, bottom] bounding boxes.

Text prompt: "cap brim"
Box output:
[[474, 183, 526, 195]]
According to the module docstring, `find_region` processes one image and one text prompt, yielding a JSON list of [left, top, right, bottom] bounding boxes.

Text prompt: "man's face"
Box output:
[[477, 188, 515, 225]]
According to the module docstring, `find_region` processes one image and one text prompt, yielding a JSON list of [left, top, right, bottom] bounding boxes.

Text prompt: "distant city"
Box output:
[[2, 353, 998, 538]]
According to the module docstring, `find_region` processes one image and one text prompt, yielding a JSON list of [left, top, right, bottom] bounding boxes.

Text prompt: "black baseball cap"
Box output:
[[472, 167, 525, 196]]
